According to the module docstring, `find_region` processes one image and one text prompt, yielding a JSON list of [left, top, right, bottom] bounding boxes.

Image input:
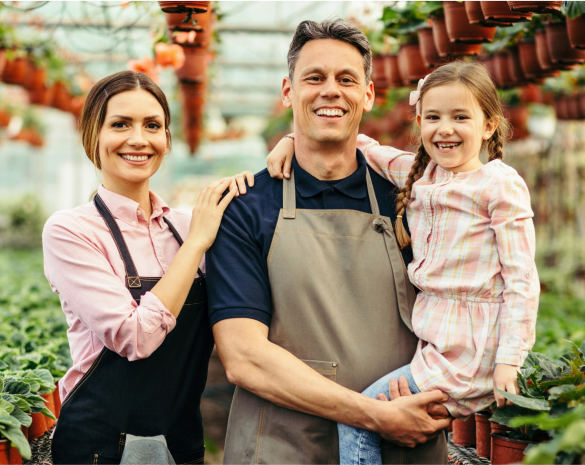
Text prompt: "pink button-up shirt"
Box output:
[[43, 185, 199, 402]]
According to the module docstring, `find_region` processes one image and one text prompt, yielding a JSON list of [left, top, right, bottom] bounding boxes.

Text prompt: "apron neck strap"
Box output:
[[163, 217, 204, 277], [283, 165, 381, 217]]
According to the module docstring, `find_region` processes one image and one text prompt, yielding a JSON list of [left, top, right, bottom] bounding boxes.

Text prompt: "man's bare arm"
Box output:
[[213, 318, 452, 448]]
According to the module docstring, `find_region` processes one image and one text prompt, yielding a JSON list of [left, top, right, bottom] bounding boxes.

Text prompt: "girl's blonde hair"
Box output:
[[79, 70, 172, 170], [395, 60, 511, 249]]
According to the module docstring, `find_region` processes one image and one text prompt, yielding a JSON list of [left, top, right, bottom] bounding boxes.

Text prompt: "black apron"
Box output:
[[52, 195, 214, 465]]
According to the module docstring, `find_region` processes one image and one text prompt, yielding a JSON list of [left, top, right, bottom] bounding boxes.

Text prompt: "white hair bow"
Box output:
[[409, 75, 429, 116]]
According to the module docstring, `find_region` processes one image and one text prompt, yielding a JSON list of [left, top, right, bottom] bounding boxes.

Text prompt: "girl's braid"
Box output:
[[394, 142, 431, 249], [486, 126, 505, 162]]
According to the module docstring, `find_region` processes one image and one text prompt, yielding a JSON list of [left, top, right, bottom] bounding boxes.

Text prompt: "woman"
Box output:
[[43, 70, 252, 464]]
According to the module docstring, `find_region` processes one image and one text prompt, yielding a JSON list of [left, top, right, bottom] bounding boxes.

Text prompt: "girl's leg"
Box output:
[[338, 365, 420, 465]]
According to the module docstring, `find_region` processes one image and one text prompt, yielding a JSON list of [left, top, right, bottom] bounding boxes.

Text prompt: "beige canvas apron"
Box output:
[[223, 169, 447, 464]]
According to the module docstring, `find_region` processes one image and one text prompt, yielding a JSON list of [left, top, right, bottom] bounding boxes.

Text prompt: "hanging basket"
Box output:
[[175, 47, 208, 83], [567, 15, 585, 50], [507, 1, 562, 13], [545, 22, 585, 66], [51, 81, 72, 112], [397, 43, 427, 86], [418, 27, 442, 68], [480, 56, 498, 84], [158, 1, 209, 14], [170, 9, 213, 48], [444, 1, 496, 44], [431, 15, 482, 57], [480, 1, 533, 23], [387, 55, 403, 88], [466, 1, 512, 27]]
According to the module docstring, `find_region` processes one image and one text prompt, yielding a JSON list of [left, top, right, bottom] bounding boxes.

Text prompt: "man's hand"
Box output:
[[493, 364, 521, 408]]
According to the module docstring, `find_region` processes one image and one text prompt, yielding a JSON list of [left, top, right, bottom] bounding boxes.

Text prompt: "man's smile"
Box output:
[[314, 107, 347, 118]]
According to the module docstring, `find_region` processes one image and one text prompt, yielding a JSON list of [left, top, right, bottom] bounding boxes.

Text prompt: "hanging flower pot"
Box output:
[[507, 46, 528, 84], [518, 38, 559, 79], [372, 54, 390, 90], [480, 56, 498, 84], [545, 22, 585, 65], [397, 43, 427, 86], [0, 109, 10, 127], [12, 128, 45, 147], [480, 1, 533, 23], [24, 64, 47, 90], [475, 412, 491, 459], [387, 55, 403, 88], [171, 9, 213, 48], [452, 418, 476, 447], [51, 81, 72, 112], [491, 434, 537, 465], [507, 1, 562, 13], [418, 28, 441, 68], [554, 96, 570, 120], [70, 96, 86, 122], [567, 15, 585, 50], [466, 1, 512, 27], [535, 29, 565, 71], [520, 84, 543, 103], [175, 47, 208, 83], [431, 15, 482, 57], [158, 1, 209, 14], [0, 49, 6, 77], [28, 85, 54, 106], [165, 12, 200, 31], [444, 2, 496, 44], [567, 96, 583, 120], [506, 105, 530, 140], [494, 53, 516, 88], [1, 57, 28, 85]]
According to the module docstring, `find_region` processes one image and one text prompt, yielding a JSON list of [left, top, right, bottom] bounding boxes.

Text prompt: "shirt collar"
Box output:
[[292, 149, 368, 199], [97, 184, 171, 227]]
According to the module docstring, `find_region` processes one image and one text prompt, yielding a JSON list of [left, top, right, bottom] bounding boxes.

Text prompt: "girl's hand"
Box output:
[[267, 134, 295, 179], [228, 171, 255, 196], [493, 364, 521, 408], [187, 178, 238, 251]]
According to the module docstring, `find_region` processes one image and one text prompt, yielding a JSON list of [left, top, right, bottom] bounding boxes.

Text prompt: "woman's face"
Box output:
[[98, 89, 168, 190]]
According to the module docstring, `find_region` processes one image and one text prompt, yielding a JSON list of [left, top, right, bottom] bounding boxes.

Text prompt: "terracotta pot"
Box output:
[[567, 15, 585, 50], [506, 105, 530, 140], [507, 1, 562, 13], [175, 47, 208, 83], [554, 97, 570, 120], [431, 15, 482, 57], [466, 1, 511, 26], [1, 57, 28, 85], [42, 394, 56, 428], [535, 29, 560, 70], [54, 382, 62, 419], [444, 2, 496, 44], [507, 47, 527, 84], [9, 439, 22, 465], [491, 433, 536, 465], [171, 9, 213, 48], [51, 81, 72, 112], [397, 43, 427, 86], [452, 418, 476, 447], [28, 85, 53, 106], [481, 1, 533, 23], [545, 22, 585, 65], [494, 53, 516, 88], [70, 96, 86, 122], [0, 440, 9, 465], [387, 55, 403, 87], [165, 12, 201, 31], [418, 28, 441, 68], [24, 65, 46, 90], [372, 54, 391, 90], [580, 94, 585, 120], [0, 109, 10, 127], [475, 412, 491, 459], [12, 128, 44, 147], [0, 49, 6, 77], [520, 84, 543, 104], [568, 96, 583, 120], [481, 56, 498, 84], [28, 412, 48, 439], [518, 38, 559, 79], [158, 1, 209, 14]]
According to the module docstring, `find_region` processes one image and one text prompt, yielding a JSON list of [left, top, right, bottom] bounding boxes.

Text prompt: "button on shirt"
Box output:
[[43, 185, 198, 401], [206, 150, 413, 327]]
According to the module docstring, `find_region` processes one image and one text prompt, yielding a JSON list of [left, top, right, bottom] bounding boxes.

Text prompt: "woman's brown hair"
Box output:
[[79, 70, 172, 170], [394, 60, 511, 249]]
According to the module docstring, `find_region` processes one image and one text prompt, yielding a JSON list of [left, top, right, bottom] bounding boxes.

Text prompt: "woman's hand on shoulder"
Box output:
[[228, 171, 255, 196], [187, 178, 238, 251], [266, 134, 295, 179]]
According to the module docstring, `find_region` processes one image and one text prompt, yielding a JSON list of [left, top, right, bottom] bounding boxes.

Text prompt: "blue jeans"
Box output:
[[338, 364, 420, 465]]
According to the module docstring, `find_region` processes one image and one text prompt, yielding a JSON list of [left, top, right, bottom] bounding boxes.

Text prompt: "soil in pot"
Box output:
[[444, 1, 496, 44], [545, 22, 585, 66], [1, 57, 28, 85], [453, 418, 476, 447], [397, 43, 427, 86], [494, 53, 516, 88], [431, 15, 483, 57], [567, 15, 585, 50], [158, 1, 209, 14], [507, 47, 528, 84], [507, 1, 562, 13], [491, 433, 538, 465], [175, 47, 208, 83], [475, 412, 491, 459], [466, 1, 512, 27], [418, 28, 441, 68], [372, 55, 390, 90], [518, 38, 559, 79], [481, 1, 533, 23]]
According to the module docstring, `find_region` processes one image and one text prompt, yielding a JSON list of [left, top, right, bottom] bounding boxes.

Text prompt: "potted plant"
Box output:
[[431, 6, 482, 57], [494, 52, 516, 88], [508, 1, 562, 14], [563, 1, 585, 50], [1, 53, 27, 86], [466, 1, 512, 27], [170, 8, 213, 49], [10, 107, 46, 148], [366, 29, 400, 91], [452, 417, 476, 447], [443, 1, 496, 44], [0, 23, 16, 78], [158, 1, 209, 14], [481, 1, 534, 23], [544, 14, 585, 66], [475, 409, 493, 459], [175, 46, 209, 83], [418, 26, 441, 68], [535, 29, 561, 71], [500, 88, 530, 140]]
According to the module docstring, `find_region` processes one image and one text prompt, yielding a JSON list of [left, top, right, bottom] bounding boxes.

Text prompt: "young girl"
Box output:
[[266, 61, 539, 464]]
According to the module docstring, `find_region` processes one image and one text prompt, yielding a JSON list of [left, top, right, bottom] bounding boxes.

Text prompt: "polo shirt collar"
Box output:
[[292, 149, 368, 199], [97, 184, 171, 227]]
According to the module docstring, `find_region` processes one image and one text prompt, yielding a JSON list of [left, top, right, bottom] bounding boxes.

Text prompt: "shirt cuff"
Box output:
[[139, 291, 177, 333], [495, 344, 528, 367], [209, 307, 271, 327]]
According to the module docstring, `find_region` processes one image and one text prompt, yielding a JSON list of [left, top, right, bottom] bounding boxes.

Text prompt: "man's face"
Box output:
[[282, 39, 374, 145]]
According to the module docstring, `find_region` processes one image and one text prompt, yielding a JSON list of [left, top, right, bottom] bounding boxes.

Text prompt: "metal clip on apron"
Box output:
[[51, 194, 214, 465], [223, 169, 447, 464]]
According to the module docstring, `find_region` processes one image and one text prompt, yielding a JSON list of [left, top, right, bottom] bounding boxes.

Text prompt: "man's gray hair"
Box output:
[[287, 19, 372, 85]]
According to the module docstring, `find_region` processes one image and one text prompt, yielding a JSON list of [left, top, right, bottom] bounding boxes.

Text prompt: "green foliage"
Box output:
[[0, 196, 46, 249], [381, 3, 426, 45], [562, 1, 585, 20], [262, 107, 294, 143]]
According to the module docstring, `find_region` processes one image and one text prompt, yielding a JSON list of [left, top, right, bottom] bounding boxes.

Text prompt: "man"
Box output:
[[207, 19, 451, 464]]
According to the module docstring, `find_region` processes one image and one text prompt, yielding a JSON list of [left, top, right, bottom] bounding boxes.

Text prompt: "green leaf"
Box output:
[[490, 404, 540, 428], [523, 434, 563, 464], [10, 405, 31, 428], [0, 398, 14, 415], [559, 419, 585, 450], [40, 406, 56, 421], [0, 424, 31, 460], [495, 389, 551, 411], [32, 369, 55, 389], [0, 414, 20, 428], [3, 380, 30, 396], [562, 1, 585, 20]]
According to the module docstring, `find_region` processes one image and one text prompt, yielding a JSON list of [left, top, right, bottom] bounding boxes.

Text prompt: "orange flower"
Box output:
[[155, 42, 186, 70], [127, 57, 159, 83]]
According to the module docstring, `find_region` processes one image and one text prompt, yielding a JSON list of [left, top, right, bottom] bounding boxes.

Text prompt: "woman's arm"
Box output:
[[266, 134, 416, 189]]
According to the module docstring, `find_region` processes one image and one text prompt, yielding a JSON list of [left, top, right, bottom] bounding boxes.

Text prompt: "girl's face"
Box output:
[[98, 89, 168, 190], [416, 83, 497, 173]]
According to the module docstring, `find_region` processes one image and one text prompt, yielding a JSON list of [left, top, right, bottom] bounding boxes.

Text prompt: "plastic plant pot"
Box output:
[[466, 1, 512, 27], [372, 55, 390, 90], [42, 394, 56, 428], [475, 412, 491, 459], [481, 1, 533, 23], [507, 1, 562, 13], [0, 49, 6, 77], [567, 15, 585, 50], [28, 412, 48, 440], [418, 27, 442, 68], [452, 418, 476, 447], [444, 1, 496, 44], [28, 85, 53, 106], [494, 53, 516, 88], [518, 39, 559, 79], [387, 55, 403, 88], [507, 47, 527, 84], [431, 15, 482, 57], [491, 433, 537, 465], [506, 106, 530, 141], [158, 1, 209, 14], [567, 97, 583, 120], [545, 22, 585, 66], [520, 84, 544, 104], [54, 382, 62, 419], [175, 47, 208, 84], [1, 57, 28, 85], [397, 43, 427, 86]]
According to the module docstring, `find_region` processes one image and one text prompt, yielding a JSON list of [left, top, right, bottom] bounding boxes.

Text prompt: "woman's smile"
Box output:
[[118, 152, 155, 165]]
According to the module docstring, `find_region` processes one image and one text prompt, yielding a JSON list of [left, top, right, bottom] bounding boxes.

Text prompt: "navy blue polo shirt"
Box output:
[[206, 150, 413, 327]]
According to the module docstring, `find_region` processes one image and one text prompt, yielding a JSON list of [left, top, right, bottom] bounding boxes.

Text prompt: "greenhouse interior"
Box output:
[[1, 1, 585, 464]]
